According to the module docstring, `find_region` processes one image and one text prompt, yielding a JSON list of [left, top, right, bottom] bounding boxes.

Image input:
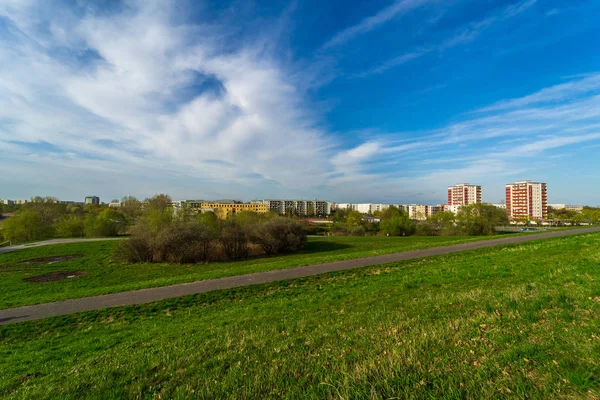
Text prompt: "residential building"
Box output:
[[0, 199, 14, 205], [14, 199, 28, 205], [505, 180, 548, 220], [492, 203, 507, 210], [261, 200, 331, 216], [108, 201, 121, 208], [85, 196, 100, 205], [408, 204, 429, 221], [199, 202, 268, 219], [447, 183, 482, 206], [442, 204, 463, 214], [548, 204, 583, 212], [429, 205, 444, 216]]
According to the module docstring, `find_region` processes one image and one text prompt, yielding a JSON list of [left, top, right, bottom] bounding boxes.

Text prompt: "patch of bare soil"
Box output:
[[25, 270, 86, 282], [19, 254, 84, 264]]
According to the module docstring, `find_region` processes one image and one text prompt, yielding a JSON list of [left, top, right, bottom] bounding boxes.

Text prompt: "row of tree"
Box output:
[[547, 206, 600, 225], [0, 195, 153, 244], [330, 203, 509, 236]]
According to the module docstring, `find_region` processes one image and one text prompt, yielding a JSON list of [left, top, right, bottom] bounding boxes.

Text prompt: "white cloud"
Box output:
[[0, 1, 598, 204], [0, 1, 334, 195]]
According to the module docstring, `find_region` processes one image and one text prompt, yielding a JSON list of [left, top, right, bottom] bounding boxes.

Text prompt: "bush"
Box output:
[[55, 215, 85, 238], [348, 225, 366, 236], [415, 221, 438, 236], [115, 231, 155, 263], [1, 210, 53, 243], [154, 222, 216, 263], [220, 219, 249, 260], [250, 217, 307, 255], [84, 209, 126, 237]]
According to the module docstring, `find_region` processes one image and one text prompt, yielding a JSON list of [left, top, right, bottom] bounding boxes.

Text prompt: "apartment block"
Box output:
[[442, 204, 463, 214], [85, 196, 100, 205], [505, 180, 548, 220], [262, 200, 331, 216], [408, 204, 429, 221], [200, 202, 268, 219], [447, 183, 482, 206]]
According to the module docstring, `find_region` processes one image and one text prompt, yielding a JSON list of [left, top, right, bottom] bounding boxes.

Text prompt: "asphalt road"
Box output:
[[0, 237, 124, 254], [1, 227, 599, 325]]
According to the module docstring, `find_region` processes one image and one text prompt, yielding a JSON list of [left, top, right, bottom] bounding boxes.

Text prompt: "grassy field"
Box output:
[[1, 232, 599, 399], [0, 235, 490, 309]]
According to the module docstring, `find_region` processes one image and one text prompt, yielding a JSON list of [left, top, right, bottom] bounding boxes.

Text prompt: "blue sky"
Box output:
[[1, 0, 600, 205]]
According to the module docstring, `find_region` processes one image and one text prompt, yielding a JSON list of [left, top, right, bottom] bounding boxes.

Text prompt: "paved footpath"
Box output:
[[1, 227, 599, 325], [0, 237, 124, 255]]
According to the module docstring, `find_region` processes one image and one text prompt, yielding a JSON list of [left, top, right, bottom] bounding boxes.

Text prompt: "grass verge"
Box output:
[[0, 233, 599, 398]]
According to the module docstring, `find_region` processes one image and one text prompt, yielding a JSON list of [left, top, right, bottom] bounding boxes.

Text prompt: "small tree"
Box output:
[[219, 219, 249, 260], [120, 196, 143, 222], [380, 206, 415, 236]]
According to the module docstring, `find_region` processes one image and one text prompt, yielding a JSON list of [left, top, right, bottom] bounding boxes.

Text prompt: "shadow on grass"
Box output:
[[299, 239, 353, 254]]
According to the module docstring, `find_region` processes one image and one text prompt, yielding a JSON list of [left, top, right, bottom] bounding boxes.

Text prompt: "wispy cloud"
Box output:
[[355, 0, 537, 77], [327, 72, 600, 202], [322, 0, 431, 49]]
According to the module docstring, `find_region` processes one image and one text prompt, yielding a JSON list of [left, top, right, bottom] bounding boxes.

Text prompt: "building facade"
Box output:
[[447, 184, 482, 206], [408, 204, 429, 221], [85, 196, 100, 205], [261, 200, 331, 216], [198, 202, 268, 219], [548, 204, 583, 212], [505, 181, 548, 220]]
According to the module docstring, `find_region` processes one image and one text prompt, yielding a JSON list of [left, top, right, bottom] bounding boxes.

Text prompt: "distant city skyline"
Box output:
[[2, 1, 600, 204]]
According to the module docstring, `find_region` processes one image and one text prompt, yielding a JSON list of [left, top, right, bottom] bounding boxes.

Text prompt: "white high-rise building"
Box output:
[[506, 180, 548, 220]]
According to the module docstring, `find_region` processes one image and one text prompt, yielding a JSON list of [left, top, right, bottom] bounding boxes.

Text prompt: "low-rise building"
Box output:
[[548, 204, 583, 212], [199, 202, 268, 219]]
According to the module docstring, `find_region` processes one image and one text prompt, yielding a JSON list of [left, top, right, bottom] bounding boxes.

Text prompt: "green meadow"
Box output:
[[1, 232, 599, 399]]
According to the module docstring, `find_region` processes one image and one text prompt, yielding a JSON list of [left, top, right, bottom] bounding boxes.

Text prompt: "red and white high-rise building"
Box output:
[[505, 180, 547, 220], [447, 184, 482, 206]]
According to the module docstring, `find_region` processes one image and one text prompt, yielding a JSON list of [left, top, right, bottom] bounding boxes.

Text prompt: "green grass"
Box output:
[[1, 233, 600, 399], [0, 235, 492, 309]]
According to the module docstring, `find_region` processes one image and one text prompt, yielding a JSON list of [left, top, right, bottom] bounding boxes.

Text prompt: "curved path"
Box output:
[[0, 237, 124, 255], [1, 227, 599, 325]]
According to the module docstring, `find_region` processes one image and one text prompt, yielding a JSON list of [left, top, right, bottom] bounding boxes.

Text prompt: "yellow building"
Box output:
[[200, 202, 268, 219]]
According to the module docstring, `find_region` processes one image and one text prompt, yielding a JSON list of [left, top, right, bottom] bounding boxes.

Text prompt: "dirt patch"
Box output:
[[19, 254, 84, 265], [25, 270, 86, 282]]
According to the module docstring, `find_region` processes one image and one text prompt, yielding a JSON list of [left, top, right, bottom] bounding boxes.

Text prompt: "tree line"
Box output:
[[116, 196, 306, 263], [0, 195, 146, 244], [330, 203, 509, 236]]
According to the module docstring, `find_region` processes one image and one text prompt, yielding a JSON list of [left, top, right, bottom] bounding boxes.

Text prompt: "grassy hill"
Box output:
[[0, 235, 492, 308], [1, 232, 599, 398]]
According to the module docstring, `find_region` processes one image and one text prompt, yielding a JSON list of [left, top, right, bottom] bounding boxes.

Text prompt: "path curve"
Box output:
[[1, 227, 599, 325], [0, 237, 125, 255]]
